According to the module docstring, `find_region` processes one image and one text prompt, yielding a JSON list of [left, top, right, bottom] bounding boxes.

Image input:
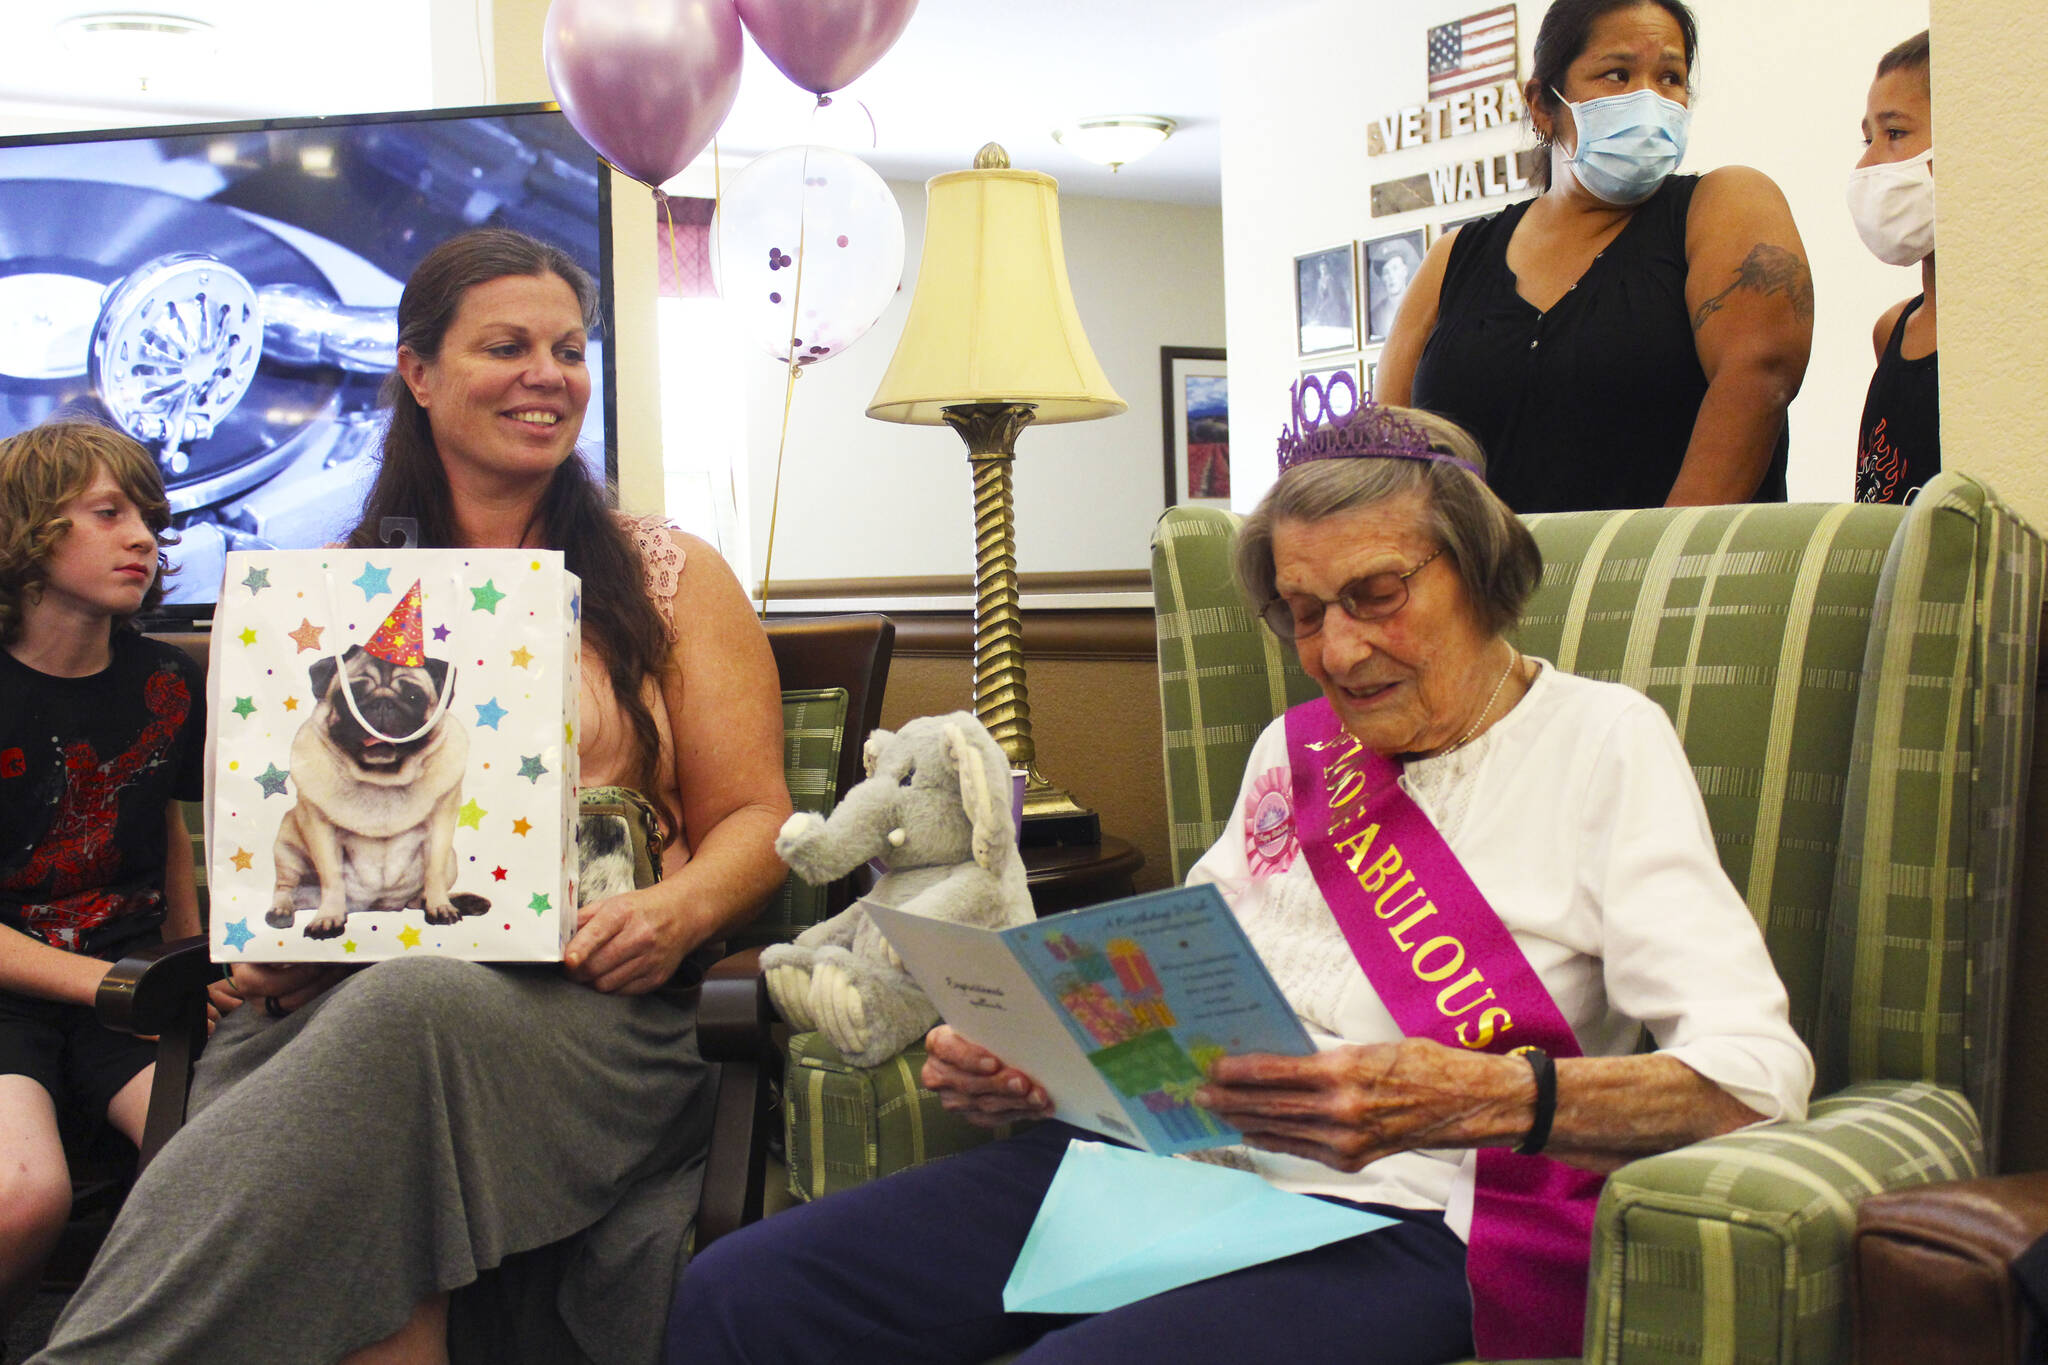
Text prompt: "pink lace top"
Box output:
[[578, 513, 689, 861]]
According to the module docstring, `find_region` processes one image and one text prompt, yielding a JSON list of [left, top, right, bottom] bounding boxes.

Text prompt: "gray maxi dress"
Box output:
[[35, 519, 722, 1364]]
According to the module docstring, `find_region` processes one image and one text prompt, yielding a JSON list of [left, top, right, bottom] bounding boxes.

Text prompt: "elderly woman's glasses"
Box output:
[[1260, 546, 1445, 639]]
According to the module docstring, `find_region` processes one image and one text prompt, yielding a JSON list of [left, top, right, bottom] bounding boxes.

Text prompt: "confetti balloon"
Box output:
[[711, 145, 905, 366]]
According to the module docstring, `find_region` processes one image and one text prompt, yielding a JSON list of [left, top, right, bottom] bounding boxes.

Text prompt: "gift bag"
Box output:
[[205, 548, 581, 963]]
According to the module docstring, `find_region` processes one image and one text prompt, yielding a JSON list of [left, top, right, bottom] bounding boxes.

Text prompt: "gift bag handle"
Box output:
[[321, 569, 463, 746]]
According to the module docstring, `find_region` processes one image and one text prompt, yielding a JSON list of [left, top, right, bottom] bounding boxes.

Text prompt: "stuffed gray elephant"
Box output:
[[763, 711, 1035, 1067]]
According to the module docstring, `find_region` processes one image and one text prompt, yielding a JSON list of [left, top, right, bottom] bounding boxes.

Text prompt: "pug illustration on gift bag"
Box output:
[[269, 580, 489, 939]]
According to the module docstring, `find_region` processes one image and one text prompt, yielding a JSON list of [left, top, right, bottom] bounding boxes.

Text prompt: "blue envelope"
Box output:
[[1002, 1140, 1397, 1314]]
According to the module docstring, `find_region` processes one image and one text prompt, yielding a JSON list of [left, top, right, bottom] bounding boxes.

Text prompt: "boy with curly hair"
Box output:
[[0, 422, 206, 1338]]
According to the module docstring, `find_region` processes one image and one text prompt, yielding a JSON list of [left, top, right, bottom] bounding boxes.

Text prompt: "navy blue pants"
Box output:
[[666, 1122, 1474, 1365]]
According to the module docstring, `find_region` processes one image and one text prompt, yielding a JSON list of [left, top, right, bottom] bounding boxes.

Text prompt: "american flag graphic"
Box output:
[[1427, 6, 1519, 100]]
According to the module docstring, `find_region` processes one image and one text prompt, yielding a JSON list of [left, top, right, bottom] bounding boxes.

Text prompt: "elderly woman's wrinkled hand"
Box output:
[[919, 1025, 1052, 1128], [1194, 1038, 1526, 1172]]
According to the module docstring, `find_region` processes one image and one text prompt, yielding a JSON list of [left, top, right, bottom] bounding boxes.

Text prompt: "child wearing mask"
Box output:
[[1848, 31, 1937, 505], [0, 422, 207, 1344]]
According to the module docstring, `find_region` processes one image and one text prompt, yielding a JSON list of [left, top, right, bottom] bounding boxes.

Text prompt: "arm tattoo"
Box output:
[[1690, 244, 1816, 333]]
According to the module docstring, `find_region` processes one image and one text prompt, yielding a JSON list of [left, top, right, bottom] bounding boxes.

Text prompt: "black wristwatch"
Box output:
[[1512, 1046, 1557, 1157]]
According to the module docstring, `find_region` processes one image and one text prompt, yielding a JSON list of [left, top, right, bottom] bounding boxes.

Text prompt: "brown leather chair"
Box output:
[[1853, 1172, 2048, 1365]]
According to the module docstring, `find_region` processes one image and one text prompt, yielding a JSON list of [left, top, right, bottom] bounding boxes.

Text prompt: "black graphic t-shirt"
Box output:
[[1855, 296, 1940, 505], [0, 630, 206, 957]]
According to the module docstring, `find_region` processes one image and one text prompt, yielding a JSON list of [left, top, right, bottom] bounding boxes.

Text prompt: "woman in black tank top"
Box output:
[[1376, 0, 1813, 514]]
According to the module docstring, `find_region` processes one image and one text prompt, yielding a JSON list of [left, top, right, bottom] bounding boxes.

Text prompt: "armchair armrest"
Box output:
[[94, 933, 216, 1035], [94, 933, 217, 1172], [1851, 1171, 2048, 1365], [1584, 1080, 1984, 1365], [700, 946, 775, 1064], [697, 946, 778, 1250]]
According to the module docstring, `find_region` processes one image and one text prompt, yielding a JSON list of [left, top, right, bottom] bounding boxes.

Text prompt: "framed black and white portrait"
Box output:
[[1362, 229, 1426, 345], [1294, 244, 1358, 356]]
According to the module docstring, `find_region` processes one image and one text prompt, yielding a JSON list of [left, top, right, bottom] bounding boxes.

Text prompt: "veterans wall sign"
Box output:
[[1368, 7, 1535, 217], [1366, 81, 1526, 157]]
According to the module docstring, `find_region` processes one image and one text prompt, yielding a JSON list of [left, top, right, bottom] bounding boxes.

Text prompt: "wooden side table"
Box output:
[[1022, 835, 1144, 916]]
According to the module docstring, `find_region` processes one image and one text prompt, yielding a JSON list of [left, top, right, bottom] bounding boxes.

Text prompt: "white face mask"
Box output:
[[1846, 148, 1935, 266]]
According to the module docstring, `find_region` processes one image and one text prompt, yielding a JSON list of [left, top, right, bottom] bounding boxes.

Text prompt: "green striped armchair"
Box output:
[[1150, 472, 2045, 1365]]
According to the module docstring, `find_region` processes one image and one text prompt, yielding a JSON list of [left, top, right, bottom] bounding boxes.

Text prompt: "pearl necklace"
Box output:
[[1439, 645, 1520, 758]]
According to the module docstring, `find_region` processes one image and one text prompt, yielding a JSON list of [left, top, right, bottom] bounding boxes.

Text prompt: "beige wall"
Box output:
[[1929, 0, 2048, 527], [744, 185, 1225, 585]]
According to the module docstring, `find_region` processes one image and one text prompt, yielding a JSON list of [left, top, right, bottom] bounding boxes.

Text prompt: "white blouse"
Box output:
[[1183, 660, 1814, 1238]]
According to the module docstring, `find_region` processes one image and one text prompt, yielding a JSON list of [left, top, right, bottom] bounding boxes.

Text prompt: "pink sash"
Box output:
[[1283, 698, 1604, 1359]]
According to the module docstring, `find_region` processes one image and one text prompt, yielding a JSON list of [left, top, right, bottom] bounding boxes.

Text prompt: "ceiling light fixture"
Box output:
[[55, 11, 218, 89], [1051, 115, 1177, 172]]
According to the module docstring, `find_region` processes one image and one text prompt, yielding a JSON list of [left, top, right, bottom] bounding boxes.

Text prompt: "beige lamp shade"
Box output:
[[867, 165, 1126, 425]]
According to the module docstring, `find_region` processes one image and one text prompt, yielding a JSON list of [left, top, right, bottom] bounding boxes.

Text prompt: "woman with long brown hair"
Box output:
[[36, 229, 791, 1365]]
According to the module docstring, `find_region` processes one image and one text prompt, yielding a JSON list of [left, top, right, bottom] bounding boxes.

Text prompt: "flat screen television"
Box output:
[[0, 102, 615, 620]]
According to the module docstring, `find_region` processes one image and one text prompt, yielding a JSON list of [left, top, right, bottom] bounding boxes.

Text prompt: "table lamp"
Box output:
[[868, 143, 1126, 845]]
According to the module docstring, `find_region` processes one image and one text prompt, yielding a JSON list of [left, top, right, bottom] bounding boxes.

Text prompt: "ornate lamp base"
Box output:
[[940, 401, 1101, 848]]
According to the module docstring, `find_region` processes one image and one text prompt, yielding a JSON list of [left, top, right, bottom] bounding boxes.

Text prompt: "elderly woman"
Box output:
[[662, 392, 1811, 1365], [1378, 0, 1813, 513], [35, 229, 791, 1365]]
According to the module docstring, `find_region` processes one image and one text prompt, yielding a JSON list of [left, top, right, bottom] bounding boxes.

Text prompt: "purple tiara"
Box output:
[[1277, 371, 1481, 476]]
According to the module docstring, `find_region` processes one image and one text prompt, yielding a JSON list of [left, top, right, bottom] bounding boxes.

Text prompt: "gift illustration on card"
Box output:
[[206, 550, 581, 964]]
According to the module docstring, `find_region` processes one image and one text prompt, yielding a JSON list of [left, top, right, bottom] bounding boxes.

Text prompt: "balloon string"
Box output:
[[657, 189, 685, 311], [757, 361, 799, 618], [756, 145, 814, 619]]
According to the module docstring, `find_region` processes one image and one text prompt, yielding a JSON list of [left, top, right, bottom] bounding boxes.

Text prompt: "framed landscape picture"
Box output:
[[1294, 244, 1358, 355], [1161, 346, 1229, 508]]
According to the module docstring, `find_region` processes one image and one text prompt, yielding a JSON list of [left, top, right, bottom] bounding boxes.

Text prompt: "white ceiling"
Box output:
[[0, 0, 1338, 204]]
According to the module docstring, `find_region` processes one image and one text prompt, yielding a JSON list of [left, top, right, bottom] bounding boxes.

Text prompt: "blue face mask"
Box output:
[[1552, 86, 1690, 205]]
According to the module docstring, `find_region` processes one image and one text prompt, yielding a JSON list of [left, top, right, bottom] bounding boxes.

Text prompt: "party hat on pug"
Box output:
[[363, 580, 427, 667]]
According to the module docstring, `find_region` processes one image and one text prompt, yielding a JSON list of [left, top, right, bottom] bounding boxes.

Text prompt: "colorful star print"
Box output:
[[230, 847, 253, 871], [238, 627, 257, 647], [353, 563, 393, 600], [470, 579, 506, 614], [571, 593, 581, 622], [529, 893, 552, 913], [222, 918, 253, 951], [458, 798, 486, 829], [397, 924, 422, 949], [510, 646, 533, 668], [343, 940, 358, 954], [492, 866, 508, 881], [289, 618, 324, 653], [284, 697, 299, 711], [512, 818, 532, 837], [231, 696, 256, 718], [474, 698, 507, 729], [257, 763, 290, 797], [432, 623, 451, 642], [242, 566, 271, 594], [518, 754, 547, 783]]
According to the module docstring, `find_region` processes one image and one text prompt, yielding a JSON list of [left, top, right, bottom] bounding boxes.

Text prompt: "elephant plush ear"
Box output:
[[944, 721, 1012, 872], [861, 729, 895, 779]]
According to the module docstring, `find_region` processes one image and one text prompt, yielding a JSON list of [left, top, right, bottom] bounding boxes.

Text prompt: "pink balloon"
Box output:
[[543, 0, 744, 187], [734, 0, 919, 96]]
